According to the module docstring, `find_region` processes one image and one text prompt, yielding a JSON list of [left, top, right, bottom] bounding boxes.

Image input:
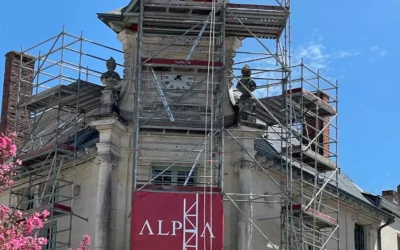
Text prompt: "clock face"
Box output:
[[161, 75, 195, 90]]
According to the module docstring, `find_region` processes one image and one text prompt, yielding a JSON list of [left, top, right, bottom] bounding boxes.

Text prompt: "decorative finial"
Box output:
[[101, 56, 121, 83], [241, 64, 251, 77], [106, 57, 117, 71]]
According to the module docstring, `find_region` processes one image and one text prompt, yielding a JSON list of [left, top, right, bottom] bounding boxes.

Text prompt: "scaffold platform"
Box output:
[[19, 81, 103, 112], [282, 204, 338, 229], [122, 0, 289, 38], [257, 88, 336, 126]]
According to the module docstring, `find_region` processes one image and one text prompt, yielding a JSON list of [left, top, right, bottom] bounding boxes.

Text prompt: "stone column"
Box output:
[[367, 225, 378, 250], [94, 153, 116, 250], [231, 127, 260, 250], [90, 118, 122, 250], [112, 148, 131, 250], [347, 215, 357, 249], [235, 160, 256, 250]]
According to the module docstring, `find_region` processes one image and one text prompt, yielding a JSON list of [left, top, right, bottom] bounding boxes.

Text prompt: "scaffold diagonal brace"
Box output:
[[143, 13, 212, 64], [150, 67, 175, 122], [302, 114, 337, 153], [303, 168, 338, 211], [137, 130, 219, 191], [225, 193, 279, 250], [184, 139, 206, 186], [225, 129, 290, 198], [186, 19, 209, 61]]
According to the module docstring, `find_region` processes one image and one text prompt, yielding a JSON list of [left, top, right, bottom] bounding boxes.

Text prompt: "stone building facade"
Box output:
[[1, 1, 400, 250]]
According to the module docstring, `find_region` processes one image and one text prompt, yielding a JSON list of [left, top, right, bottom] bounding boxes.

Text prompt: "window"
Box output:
[[41, 182, 59, 206], [39, 222, 57, 250], [26, 193, 35, 210], [152, 166, 196, 186], [354, 223, 365, 250], [20, 193, 35, 211]]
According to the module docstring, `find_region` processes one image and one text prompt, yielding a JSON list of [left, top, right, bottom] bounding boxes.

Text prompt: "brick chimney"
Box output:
[[382, 190, 398, 204], [1, 51, 35, 148], [302, 92, 330, 158], [397, 185, 400, 205]]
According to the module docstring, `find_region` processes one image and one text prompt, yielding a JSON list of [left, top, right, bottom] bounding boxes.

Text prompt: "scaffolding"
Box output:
[[4, 0, 340, 249], [8, 29, 123, 249], [129, 0, 339, 249]]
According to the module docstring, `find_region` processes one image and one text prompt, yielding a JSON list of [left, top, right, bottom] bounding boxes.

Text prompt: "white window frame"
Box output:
[[40, 221, 57, 250], [152, 166, 197, 186]]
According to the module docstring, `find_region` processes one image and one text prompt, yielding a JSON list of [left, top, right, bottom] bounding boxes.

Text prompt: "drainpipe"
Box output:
[[376, 194, 395, 250], [377, 217, 395, 250]]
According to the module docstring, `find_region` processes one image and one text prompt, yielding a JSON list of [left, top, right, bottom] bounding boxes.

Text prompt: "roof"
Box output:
[[20, 80, 102, 154], [97, 7, 126, 34], [63, 126, 99, 150], [254, 125, 391, 216], [108, 7, 123, 15]]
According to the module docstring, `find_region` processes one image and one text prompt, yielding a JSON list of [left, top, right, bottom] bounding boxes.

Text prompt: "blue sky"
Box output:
[[1, 0, 399, 195]]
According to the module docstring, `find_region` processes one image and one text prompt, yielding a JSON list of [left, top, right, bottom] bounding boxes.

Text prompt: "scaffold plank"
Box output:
[[16, 203, 72, 223], [122, 1, 288, 39], [282, 145, 337, 172], [256, 88, 337, 126], [20, 85, 76, 110], [288, 88, 337, 116], [282, 204, 338, 228], [19, 144, 74, 165]]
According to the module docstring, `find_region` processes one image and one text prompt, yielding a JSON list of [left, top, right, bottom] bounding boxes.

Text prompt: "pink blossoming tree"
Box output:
[[0, 132, 90, 250]]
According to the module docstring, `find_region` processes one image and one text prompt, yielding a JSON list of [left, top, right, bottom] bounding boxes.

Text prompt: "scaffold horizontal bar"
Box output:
[[135, 184, 221, 193], [141, 58, 223, 67], [282, 204, 338, 227]]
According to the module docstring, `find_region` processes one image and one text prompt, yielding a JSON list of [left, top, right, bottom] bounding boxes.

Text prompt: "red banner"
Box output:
[[131, 191, 224, 250]]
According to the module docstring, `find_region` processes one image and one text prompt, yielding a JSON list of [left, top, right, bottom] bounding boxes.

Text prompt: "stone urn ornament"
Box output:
[[101, 57, 121, 89], [235, 64, 257, 125], [99, 57, 122, 116]]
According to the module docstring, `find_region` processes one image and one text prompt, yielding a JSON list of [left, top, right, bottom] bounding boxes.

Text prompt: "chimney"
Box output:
[[1, 51, 35, 148], [397, 185, 400, 205], [302, 92, 330, 158], [382, 190, 398, 204]]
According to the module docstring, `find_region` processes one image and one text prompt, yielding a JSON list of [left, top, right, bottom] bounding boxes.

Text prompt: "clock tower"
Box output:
[[98, 0, 241, 128]]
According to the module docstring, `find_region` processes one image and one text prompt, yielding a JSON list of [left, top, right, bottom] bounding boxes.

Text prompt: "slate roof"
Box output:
[[254, 125, 380, 208], [63, 126, 99, 150], [20, 80, 102, 155], [108, 7, 123, 15]]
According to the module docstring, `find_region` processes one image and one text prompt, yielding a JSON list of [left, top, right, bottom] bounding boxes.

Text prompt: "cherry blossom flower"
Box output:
[[0, 133, 91, 249]]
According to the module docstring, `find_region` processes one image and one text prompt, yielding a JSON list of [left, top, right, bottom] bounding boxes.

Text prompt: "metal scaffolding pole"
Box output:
[[8, 28, 123, 249]]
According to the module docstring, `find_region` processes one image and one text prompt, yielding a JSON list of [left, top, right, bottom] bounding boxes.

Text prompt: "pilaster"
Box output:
[[346, 214, 357, 250], [234, 160, 256, 250], [93, 152, 117, 250], [225, 37, 243, 87], [117, 30, 138, 122], [117, 29, 138, 82], [90, 118, 129, 250]]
